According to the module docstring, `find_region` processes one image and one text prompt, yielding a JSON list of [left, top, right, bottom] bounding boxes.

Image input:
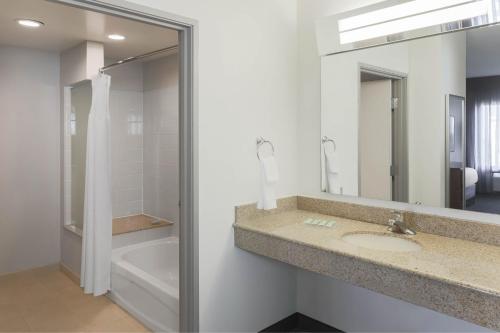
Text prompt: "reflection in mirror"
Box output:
[[321, 24, 500, 215], [447, 95, 465, 210]]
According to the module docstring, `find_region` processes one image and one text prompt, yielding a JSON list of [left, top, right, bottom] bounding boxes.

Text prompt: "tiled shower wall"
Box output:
[[109, 62, 144, 218], [108, 54, 179, 227], [143, 53, 180, 232], [67, 55, 179, 225]]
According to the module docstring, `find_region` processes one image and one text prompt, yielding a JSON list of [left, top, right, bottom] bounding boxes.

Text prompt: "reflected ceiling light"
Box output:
[[338, 0, 474, 32], [108, 34, 126, 41], [16, 19, 44, 28], [339, 0, 489, 44]]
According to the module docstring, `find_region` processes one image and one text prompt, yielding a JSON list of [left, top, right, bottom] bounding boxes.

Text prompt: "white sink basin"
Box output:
[[342, 232, 421, 252]]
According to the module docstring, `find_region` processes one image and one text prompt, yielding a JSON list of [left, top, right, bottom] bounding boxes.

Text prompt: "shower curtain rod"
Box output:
[[99, 44, 179, 73]]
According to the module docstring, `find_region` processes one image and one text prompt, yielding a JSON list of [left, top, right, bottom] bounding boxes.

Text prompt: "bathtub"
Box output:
[[110, 237, 179, 332]]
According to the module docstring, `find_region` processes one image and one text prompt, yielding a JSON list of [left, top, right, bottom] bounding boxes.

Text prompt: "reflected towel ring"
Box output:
[[322, 136, 336, 152], [256, 137, 275, 160]]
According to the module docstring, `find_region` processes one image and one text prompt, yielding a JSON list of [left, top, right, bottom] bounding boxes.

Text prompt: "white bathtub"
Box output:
[[110, 237, 179, 332]]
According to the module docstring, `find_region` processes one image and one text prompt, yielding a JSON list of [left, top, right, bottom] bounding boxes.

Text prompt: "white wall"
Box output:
[[407, 36, 445, 207], [120, 0, 299, 331], [408, 33, 466, 207], [143, 53, 179, 235], [443, 32, 467, 167], [0, 46, 61, 274]]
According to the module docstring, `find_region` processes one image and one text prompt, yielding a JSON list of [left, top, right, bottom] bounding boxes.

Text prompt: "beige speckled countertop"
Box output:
[[234, 208, 500, 330]]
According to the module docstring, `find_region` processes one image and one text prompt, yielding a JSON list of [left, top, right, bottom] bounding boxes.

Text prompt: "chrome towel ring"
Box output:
[[256, 137, 275, 160], [322, 136, 336, 152]]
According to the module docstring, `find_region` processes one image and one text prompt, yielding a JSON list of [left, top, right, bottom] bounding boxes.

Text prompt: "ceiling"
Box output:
[[467, 24, 500, 78], [0, 0, 178, 59]]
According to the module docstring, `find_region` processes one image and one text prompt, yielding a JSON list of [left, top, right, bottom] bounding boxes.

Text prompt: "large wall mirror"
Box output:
[[321, 1, 500, 216]]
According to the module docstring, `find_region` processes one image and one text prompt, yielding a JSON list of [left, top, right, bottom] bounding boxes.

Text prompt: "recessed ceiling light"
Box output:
[[108, 34, 126, 41], [16, 19, 44, 28]]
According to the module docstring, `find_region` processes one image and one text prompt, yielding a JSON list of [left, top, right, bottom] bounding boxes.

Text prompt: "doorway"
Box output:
[[54, 1, 199, 330], [358, 65, 408, 202]]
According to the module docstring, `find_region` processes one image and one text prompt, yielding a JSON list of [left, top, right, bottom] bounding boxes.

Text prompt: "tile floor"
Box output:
[[0, 265, 149, 332]]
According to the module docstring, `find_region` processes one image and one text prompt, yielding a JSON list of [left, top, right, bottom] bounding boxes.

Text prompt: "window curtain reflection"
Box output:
[[466, 76, 500, 193]]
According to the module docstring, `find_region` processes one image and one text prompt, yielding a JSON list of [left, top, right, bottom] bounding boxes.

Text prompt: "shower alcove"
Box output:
[[63, 46, 179, 244]]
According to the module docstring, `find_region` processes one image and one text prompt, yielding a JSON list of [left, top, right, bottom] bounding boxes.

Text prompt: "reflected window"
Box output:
[[490, 104, 500, 171], [127, 114, 143, 136]]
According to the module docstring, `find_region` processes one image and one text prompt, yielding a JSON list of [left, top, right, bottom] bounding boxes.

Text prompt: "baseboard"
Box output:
[[59, 262, 80, 285], [260, 312, 342, 333]]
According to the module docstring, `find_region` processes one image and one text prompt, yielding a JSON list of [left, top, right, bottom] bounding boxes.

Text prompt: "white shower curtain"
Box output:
[[80, 73, 113, 296]]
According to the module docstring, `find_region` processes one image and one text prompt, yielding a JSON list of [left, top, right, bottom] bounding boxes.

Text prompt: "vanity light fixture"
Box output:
[[339, 0, 490, 44], [16, 19, 45, 28], [108, 34, 126, 41]]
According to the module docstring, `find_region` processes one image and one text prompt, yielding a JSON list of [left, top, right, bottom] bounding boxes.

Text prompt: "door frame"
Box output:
[[51, 0, 199, 331], [358, 64, 408, 203], [445, 94, 466, 209]]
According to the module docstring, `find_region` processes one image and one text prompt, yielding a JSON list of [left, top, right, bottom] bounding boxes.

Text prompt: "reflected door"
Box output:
[[359, 80, 392, 200]]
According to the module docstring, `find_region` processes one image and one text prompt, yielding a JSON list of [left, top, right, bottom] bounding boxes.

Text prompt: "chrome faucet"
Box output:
[[388, 210, 416, 235]]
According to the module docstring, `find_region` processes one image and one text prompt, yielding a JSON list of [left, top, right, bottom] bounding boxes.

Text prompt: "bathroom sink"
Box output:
[[341, 232, 421, 252]]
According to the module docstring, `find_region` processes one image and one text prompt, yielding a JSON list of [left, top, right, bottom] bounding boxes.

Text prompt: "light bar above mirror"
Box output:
[[339, 0, 489, 44], [317, 0, 500, 56], [338, 0, 474, 32]]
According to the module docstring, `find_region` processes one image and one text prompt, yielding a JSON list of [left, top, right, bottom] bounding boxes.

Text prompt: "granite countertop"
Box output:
[[234, 208, 500, 329], [235, 209, 500, 296]]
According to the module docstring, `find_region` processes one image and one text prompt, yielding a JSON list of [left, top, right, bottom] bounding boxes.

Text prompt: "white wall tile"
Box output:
[[142, 54, 180, 233], [108, 62, 144, 218]]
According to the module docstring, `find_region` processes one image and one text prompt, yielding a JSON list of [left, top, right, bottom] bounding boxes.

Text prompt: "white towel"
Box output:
[[257, 156, 279, 210], [262, 155, 279, 184]]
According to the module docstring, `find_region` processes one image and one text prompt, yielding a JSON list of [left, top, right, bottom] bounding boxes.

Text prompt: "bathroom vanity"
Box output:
[[236, 1, 500, 330], [234, 196, 500, 330]]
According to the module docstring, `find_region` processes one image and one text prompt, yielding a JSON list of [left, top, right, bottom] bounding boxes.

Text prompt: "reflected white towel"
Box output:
[[257, 156, 279, 210], [324, 149, 340, 194], [324, 150, 339, 174], [327, 174, 341, 195]]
